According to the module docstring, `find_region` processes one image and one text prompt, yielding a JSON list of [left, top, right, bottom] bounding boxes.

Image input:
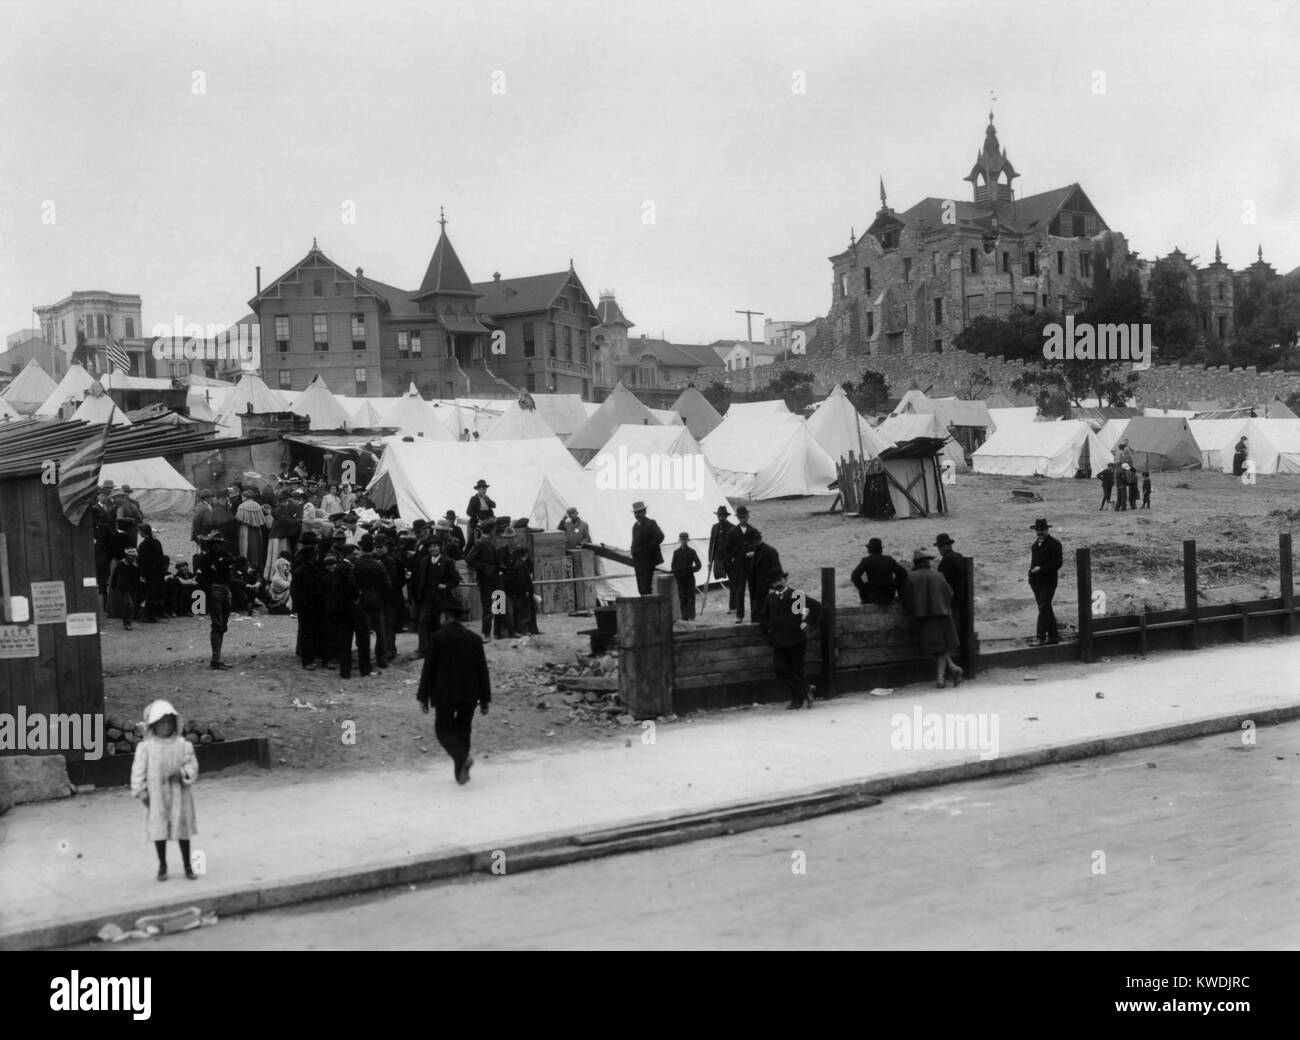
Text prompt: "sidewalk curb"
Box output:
[[5, 702, 1298, 951]]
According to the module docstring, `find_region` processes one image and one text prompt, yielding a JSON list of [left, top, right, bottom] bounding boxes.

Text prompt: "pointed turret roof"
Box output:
[[416, 221, 480, 299], [964, 111, 1018, 195]]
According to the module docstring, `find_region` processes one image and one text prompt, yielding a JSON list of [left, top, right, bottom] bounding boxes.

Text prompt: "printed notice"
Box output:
[[0, 624, 39, 659], [31, 581, 68, 624], [66, 612, 98, 636]]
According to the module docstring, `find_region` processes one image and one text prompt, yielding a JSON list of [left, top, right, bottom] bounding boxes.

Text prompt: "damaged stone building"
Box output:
[[827, 113, 1139, 358]]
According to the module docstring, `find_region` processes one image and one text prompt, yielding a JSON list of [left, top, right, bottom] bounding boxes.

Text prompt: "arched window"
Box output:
[[313, 280, 323, 297]]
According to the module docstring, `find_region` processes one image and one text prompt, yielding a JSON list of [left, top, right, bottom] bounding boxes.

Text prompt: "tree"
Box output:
[[701, 381, 732, 413], [840, 370, 890, 414], [955, 367, 993, 401], [953, 306, 1059, 362], [764, 369, 816, 414], [1148, 259, 1201, 361]]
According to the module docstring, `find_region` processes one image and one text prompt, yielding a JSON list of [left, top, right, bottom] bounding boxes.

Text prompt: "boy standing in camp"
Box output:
[[670, 532, 702, 620], [1098, 466, 1114, 510], [1141, 471, 1152, 509], [130, 699, 199, 881], [111, 547, 142, 630]]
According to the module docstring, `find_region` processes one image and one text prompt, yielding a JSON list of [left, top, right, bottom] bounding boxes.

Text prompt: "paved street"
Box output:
[[94, 720, 1300, 951]]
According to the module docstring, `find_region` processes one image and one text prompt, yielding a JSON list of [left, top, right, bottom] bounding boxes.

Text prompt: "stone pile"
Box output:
[[103, 716, 228, 755]]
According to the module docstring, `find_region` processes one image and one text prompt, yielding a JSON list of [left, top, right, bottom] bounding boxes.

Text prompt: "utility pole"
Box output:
[[735, 308, 764, 392]]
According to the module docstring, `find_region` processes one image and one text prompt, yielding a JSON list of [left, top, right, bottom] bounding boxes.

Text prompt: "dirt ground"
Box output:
[[104, 470, 1298, 776]]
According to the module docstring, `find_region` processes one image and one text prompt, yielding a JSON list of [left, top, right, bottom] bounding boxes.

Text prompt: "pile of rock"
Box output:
[[534, 654, 631, 723], [103, 716, 228, 756]]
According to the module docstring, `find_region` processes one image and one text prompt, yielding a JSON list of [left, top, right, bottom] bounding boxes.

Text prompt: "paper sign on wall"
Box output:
[[66, 613, 98, 636], [31, 582, 68, 624], [0, 624, 39, 659]]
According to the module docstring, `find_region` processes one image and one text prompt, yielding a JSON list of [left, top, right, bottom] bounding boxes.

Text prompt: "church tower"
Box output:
[[963, 112, 1018, 204]]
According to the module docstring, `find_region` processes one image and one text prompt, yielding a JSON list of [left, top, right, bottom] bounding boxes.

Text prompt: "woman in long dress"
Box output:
[[901, 547, 964, 688], [235, 490, 269, 573]]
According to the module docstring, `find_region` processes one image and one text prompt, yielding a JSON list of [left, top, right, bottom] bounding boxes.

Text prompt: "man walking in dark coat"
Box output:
[[759, 572, 821, 710], [353, 534, 391, 671], [321, 551, 361, 677], [136, 523, 168, 623], [419, 529, 463, 649], [630, 501, 665, 596], [418, 604, 492, 785], [465, 524, 504, 640], [725, 505, 753, 621], [934, 532, 966, 630], [292, 533, 326, 669], [1028, 518, 1062, 645], [707, 506, 733, 582], [670, 533, 702, 620], [375, 536, 405, 661], [745, 528, 783, 633], [850, 537, 908, 605]]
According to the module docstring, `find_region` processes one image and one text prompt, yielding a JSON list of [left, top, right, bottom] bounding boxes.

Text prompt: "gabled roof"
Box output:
[[417, 229, 480, 299], [628, 338, 723, 369], [472, 271, 575, 317], [249, 243, 389, 310], [354, 274, 422, 316], [597, 296, 634, 328]]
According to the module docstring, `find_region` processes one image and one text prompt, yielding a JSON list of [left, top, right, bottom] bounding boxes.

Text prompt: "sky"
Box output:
[[1, 0, 1297, 349]]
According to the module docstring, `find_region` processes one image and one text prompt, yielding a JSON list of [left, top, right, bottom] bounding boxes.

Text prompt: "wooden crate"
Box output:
[[538, 556, 575, 614], [531, 532, 568, 560], [570, 549, 597, 610]]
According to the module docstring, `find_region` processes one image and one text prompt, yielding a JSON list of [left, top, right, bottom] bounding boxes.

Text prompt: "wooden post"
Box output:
[[1076, 547, 1093, 663], [960, 555, 977, 676], [1282, 533, 1295, 637], [819, 567, 836, 698], [655, 572, 680, 622], [0, 532, 10, 623], [1138, 610, 1148, 657], [1183, 539, 1198, 650], [616, 594, 674, 719]]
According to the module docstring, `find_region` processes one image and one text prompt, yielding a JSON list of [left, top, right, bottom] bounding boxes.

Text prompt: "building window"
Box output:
[[125, 318, 134, 338], [864, 268, 872, 292], [1073, 213, 1086, 237], [1059, 295, 1069, 313], [994, 292, 1013, 318], [578, 329, 588, 364], [397, 331, 410, 359], [1056, 251, 1065, 275], [840, 273, 848, 298], [1001, 252, 1010, 273], [966, 294, 984, 318], [523, 322, 536, 358], [934, 298, 943, 324], [1081, 297, 1093, 311], [313, 280, 323, 297], [351, 313, 366, 350], [547, 324, 557, 357], [525, 373, 536, 391], [934, 339, 943, 353], [1219, 282, 1226, 301], [313, 314, 328, 351], [1025, 253, 1038, 276], [640, 365, 656, 386], [969, 249, 978, 274], [1042, 294, 1048, 308], [903, 258, 912, 284], [278, 370, 291, 389], [354, 368, 367, 394], [410, 331, 422, 358], [275, 315, 290, 353], [97, 314, 106, 337], [563, 325, 573, 361], [1079, 252, 1092, 278], [61, 320, 66, 344], [1218, 315, 1226, 339], [931, 252, 939, 276], [866, 312, 875, 337]]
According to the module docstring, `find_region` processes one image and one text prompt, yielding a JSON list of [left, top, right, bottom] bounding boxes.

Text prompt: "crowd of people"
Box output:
[[1096, 439, 1153, 511]]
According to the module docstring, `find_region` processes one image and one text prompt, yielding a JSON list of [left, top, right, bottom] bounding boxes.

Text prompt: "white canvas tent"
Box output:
[[36, 363, 97, 418], [100, 457, 196, 514], [973, 420, 1113, 478], [724, 400, 790, 419], [368, 437, 582, 520], [384, 393, 455, 441], [585, 423, 708, 472], [530, 467, 726, 599], [670, 386, 724, 440], [432, 398, 506, 438], [0, 395, 21, 422], [1233, 418, 1300, 474], [989, 407, 1041, 433], [291, 376, 354, 431], [566, 382, 664, 463], [1, 359, 59, 414], [484, 400, 560, 441], [1096, 418, 1132, 452], [526, 394, 590, 439], [805, 384, 889, 463], [648, 408, 684, 426], [701, 412, 836, 499], [876, 412, 968, 473], [214, 373, 290, 431], [349, 398, 390, 429], [71, 393, 132, 426], [1187, 419, 1250, 470], [185, 392, 219, 423]]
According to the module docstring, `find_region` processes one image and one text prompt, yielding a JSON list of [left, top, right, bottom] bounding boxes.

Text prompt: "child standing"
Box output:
[[130, 699, 200, 881], [110, 547, 141, 629], [1141, 471, 1152, 509], [670, 532, 702, 620], [1098, 467, 1113, 510]]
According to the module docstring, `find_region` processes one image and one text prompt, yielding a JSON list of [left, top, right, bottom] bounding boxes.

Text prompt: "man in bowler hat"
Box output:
[[630, 501, 665, 596], [934, 533, 966, 646], [707, 505, 733, 582], [850, 537, 908, 605], [417, 603, 491, 786], [725, 505, 753, 621], [1028, 519, 1062, 645]]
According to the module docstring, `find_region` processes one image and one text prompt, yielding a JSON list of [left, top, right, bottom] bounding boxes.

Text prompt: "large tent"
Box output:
[[701, 412, 836, 499], [349, 398, 390, 429], [669, 386, 724, 440], [648, 408, 684, 426], [527, 394, 590, 439], [484, 399, 560, 441], [214, 372, 290, 430], [1187, 419, 1250, 470], [876, 412, 967, 473], [99, 457, 197, 514], [586, 423, 708, 475], [36, 363, 98, 418], [973, 420, 1113, 478], [1119, 417, 1203, 471], [892, 392, 994, 461], [724, 400, 790, 420], [989, 407, 1041, 433], [367, 437, 582, 520], [1233, 418, 1300, 474], [291, 376, 354, 431], [530, 466, 726, 599], [433, 399, 507, 439], [1095, 418, 1132, 452], [805, 384, 889, 463], [565, 382, 663, 464], [70, 393, 133, 426], [0, 359, 59, 415], [384, 392, 455, 441], [0, 395, 20, 422]]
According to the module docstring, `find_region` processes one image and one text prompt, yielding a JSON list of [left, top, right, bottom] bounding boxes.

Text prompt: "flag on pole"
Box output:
[[106, 333, 131, 375], [57, 408, 115, 524]]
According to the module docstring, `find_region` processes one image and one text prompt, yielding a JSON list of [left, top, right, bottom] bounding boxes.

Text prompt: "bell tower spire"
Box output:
[[963, 110, 1018, 205]]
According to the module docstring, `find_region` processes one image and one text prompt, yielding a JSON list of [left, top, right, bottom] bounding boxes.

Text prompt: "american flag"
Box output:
[[57, 409, 115, 524], [105, 333, 131, 375]]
